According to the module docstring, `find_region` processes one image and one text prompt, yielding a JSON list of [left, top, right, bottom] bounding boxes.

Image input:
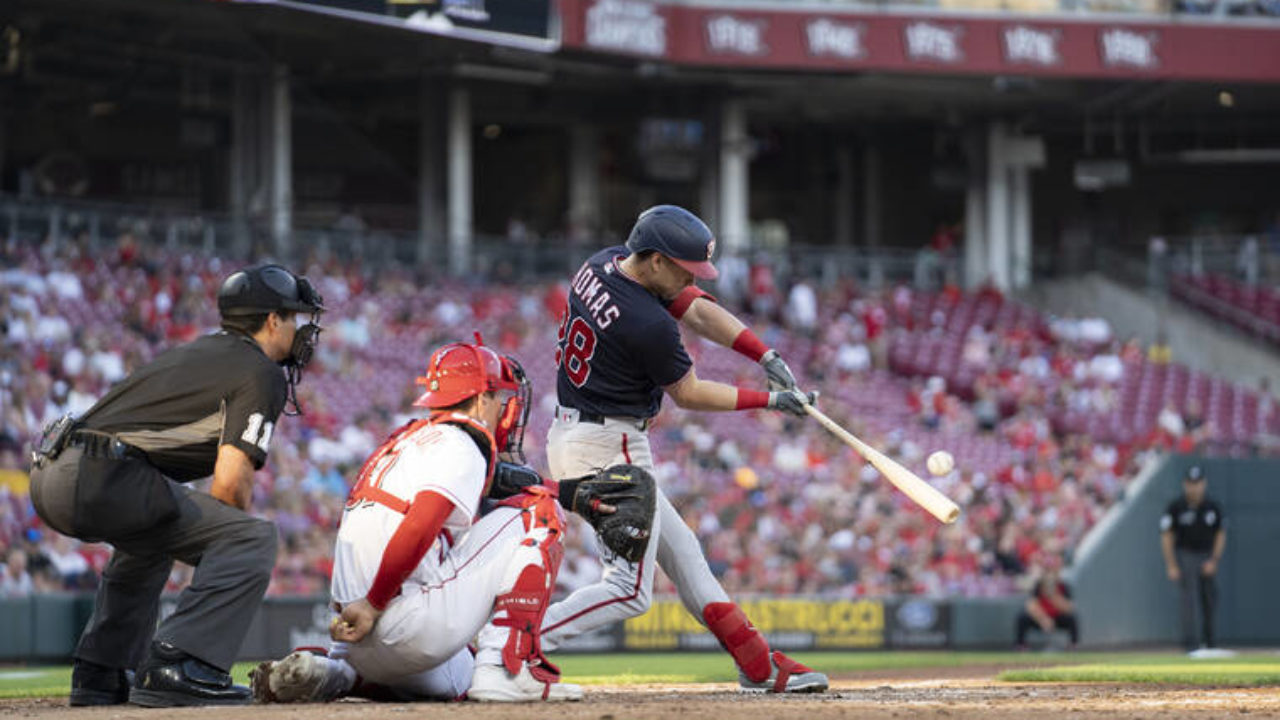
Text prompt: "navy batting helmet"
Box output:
[[218, 264, 324, 317], [625, 205, 719, 280]]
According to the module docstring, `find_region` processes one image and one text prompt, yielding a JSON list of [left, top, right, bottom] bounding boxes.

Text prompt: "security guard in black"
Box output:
[[1162, 494, 1225, 553], [1160, 465, 1226, 650], [28, 264, 323, 708]]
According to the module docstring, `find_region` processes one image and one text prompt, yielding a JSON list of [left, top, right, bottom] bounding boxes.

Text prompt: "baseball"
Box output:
[[926, 451, 955, 476]]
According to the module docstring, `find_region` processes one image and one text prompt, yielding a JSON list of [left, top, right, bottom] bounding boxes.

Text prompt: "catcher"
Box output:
[[252, 338, 654, 704]]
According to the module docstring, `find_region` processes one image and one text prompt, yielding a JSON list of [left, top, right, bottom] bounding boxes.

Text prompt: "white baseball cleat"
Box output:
[[737, 651, 829, 694], [251, 650, 349, 703], [468, 663, 583, 702]]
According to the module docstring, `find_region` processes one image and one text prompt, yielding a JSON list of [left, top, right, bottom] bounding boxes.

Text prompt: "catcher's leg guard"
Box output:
[[703, 602, 772, 683], [489, 488, 565, 683]]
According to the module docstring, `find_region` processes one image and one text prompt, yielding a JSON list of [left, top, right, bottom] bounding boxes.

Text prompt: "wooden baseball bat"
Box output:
[[804, 404, 961, 524]]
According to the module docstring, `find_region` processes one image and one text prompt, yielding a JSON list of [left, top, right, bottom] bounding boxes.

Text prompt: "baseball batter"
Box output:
[[252, 340, 580, 703], [541, 205, 829, 693]]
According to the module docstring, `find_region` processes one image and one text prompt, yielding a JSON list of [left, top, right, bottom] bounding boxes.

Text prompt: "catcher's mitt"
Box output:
[[558, 464, 656, 563]]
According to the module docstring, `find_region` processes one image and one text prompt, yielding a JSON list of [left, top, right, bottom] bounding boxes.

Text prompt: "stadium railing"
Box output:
[[1, 194, 927, 286]]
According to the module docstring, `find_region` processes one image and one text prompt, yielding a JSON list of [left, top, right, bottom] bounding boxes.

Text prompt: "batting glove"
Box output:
[[768, 388, 818, 416], [760, 349, 797, 391]]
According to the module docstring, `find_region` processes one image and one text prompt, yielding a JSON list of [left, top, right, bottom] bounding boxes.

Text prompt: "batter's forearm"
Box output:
[[667, 377, 744, 412], [682, 297, 749, 348]]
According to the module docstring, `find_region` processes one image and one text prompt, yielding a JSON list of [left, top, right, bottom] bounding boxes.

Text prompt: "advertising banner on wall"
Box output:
[[230, 0, 557, 48], [560, 0, 1280, 81], [624, 598, 889, 651], [387, 0, 554, 41], [17, 595, 957, 661], [886, 598, 951, 648]]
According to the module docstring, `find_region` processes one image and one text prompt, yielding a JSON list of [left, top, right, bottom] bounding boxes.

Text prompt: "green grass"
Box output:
[[0, 667, 72, 699], [0, 663, 263, 699], [553, 651, 1149, 685], [998, 655, 1280, 686], [4, 652, 1055, 697], [5, 651, 1276, 698]]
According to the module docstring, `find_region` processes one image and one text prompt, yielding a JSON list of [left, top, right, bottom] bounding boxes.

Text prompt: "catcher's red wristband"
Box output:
[[735, 388, 770, 410], [667, 285, 717, 320], [732, 329, 769, 362]]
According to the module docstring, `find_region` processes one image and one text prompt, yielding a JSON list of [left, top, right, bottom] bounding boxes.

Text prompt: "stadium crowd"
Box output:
[[1, 231, 1275, 603]]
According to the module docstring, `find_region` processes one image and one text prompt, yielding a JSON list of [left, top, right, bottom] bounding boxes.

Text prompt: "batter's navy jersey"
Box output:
[[555, 246, 692, 419]]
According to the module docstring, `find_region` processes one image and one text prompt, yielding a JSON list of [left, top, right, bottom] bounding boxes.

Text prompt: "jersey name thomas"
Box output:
[[555, 246, 692, 419]]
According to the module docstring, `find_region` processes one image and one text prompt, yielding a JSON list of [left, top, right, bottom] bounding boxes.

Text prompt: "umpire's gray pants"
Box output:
[[1175, 549, 1216, 649], [29, 446, 277, 671]]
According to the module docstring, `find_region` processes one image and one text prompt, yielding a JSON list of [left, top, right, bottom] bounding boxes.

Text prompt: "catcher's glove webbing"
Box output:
[[557, 464, 656, 563]]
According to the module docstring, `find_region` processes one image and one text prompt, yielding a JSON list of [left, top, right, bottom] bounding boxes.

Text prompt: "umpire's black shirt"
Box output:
[[79, 332, 287, 482], [1160, 497, 1225, 552]]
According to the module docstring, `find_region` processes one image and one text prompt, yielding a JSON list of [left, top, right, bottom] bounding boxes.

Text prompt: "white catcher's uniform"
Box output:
[[331, 419, 561, 698]]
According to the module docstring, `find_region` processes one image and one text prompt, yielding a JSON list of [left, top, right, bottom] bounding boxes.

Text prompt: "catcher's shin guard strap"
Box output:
[[493, 563, 548, 676], [703, 602, 772, 683], [492, 496, 564, 679]]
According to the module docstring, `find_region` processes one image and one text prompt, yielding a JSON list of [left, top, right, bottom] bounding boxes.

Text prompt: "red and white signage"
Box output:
[[903, 21, 965, 64], [561, 0, 1280, 81], [706, 14, 770, 55], [584, 0, 668, 57], [1098, 27, 1160, 69], [1002, 25, 1062, 66], [805, 18, 868, 60]]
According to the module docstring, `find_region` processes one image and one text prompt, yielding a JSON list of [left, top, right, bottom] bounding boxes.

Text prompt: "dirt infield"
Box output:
[[5, 673, 1280, 720]]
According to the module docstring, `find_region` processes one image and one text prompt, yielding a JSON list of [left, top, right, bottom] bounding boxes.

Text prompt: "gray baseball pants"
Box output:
[[539, 413, 729, 650], [29, 445, 277, 672]]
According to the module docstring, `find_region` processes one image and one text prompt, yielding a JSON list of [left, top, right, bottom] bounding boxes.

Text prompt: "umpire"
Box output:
[[28, 264, 323, 707], [1159, 465, 1227, 651]]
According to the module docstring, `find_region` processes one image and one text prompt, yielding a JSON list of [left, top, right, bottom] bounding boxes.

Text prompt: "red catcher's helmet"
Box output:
[[413, 340, 530, 458]]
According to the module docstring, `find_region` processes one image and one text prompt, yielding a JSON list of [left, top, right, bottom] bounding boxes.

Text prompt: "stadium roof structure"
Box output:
[[5, 0, 1280, 139]]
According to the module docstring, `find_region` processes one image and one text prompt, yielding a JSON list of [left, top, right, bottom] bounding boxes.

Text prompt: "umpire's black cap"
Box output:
[[218, 264, 324, 317], [1185, 465, 1207, 483]]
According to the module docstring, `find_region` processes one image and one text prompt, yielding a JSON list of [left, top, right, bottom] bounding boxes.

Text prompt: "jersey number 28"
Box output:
[[555, 315, 596, 387]]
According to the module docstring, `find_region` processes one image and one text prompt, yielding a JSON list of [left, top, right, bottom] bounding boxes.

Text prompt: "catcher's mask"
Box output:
[[218, 264, 325, 415], [413, 334, 530, 460]]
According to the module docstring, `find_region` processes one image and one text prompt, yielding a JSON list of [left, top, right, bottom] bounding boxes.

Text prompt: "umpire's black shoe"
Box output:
[[70, 660, 133, 706], [129, 642, 251, 707]]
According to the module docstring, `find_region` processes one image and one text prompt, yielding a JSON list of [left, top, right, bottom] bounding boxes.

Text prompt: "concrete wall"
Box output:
[[9, 453, 1275, 661], [1072, 454, 1280, 647], [951, 598, 1024, 649], [1022, 273, 1280, 387]]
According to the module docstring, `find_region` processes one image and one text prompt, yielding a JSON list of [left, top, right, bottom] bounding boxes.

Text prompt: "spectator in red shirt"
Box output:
[[1015, 564, 1079, 649]]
